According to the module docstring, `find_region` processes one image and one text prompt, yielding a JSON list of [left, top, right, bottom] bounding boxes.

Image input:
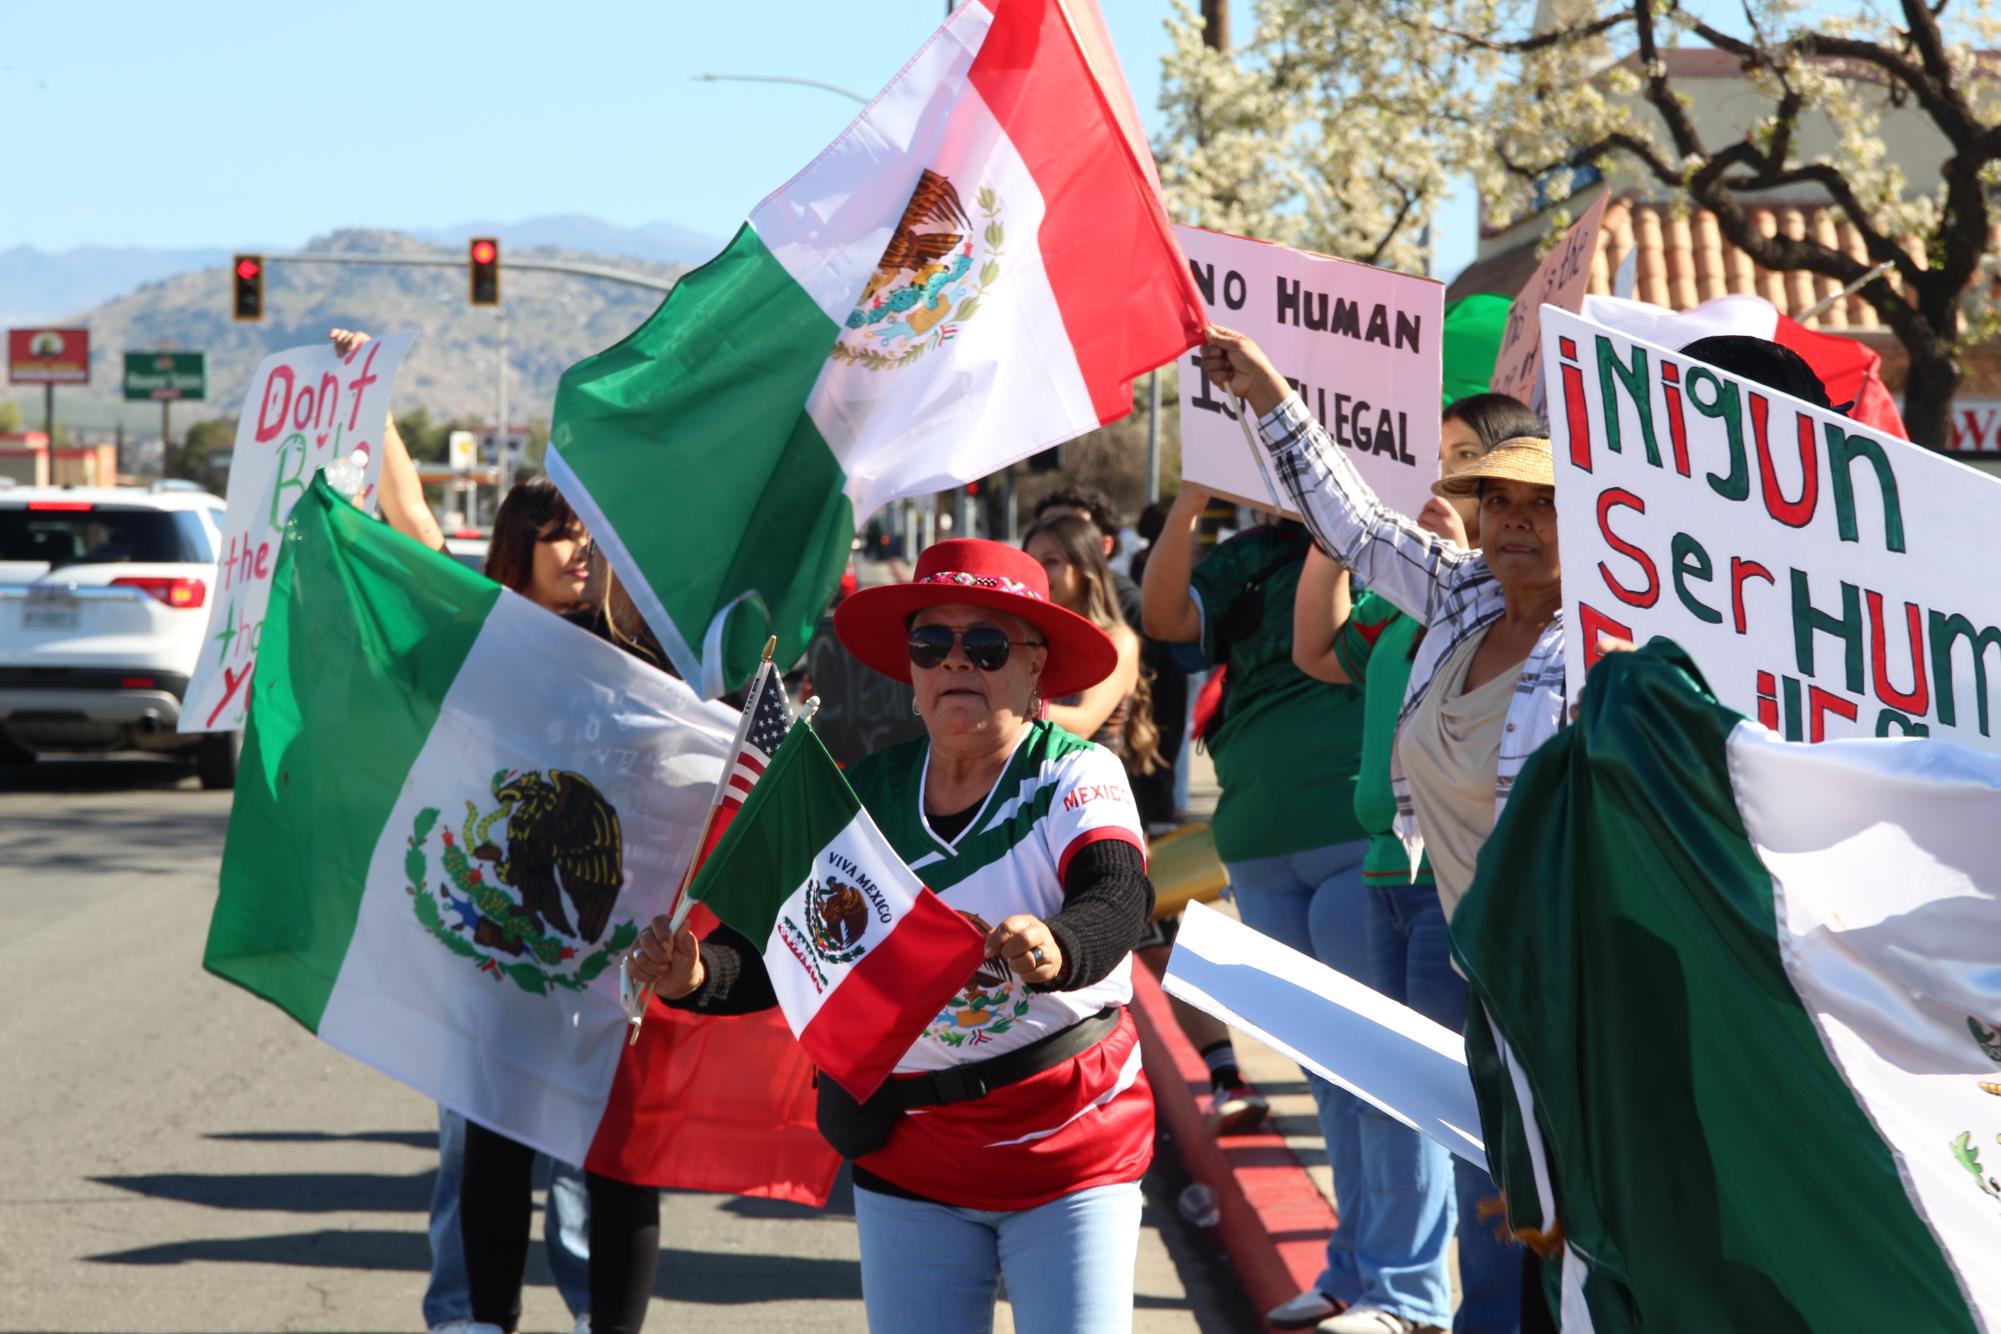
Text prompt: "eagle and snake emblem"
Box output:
[[403, 769, 639, 996], [830, 168, 1004, 372]]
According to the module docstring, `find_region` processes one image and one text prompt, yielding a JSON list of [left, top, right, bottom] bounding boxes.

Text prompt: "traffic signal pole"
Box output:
[[496, 307, 511, 492], [262, 251, 676, 294]]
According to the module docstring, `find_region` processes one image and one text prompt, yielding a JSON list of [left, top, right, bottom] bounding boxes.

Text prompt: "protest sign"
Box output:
[[1174, 226, 1442, 521], [180, 332, 415, 733], [1489, 191, 1607, 411], [1546, 306, 2001, 750], [1164, 901, 1487, 1168]]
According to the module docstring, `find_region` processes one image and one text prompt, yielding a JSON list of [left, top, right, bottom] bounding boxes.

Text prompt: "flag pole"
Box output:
[[628, 635, 779, 1046]]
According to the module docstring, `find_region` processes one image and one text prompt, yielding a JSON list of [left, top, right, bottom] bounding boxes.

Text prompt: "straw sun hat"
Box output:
[[1431, 435, 1556, 499]]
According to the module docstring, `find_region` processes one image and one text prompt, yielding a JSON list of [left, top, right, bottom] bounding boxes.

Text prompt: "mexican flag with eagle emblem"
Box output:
[[1457, 642, 2000, 1330], [547, 0, 1207, 696], [204, 477, 838, 1201], [684, 722, 989, 1102]]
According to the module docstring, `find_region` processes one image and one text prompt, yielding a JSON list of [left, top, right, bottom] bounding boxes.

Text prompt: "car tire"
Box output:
[[197, 730, 242, 791]]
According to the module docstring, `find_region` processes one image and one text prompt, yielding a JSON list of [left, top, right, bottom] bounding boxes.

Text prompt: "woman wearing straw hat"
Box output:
[[629, 538, 1159, 1334], [1201, 327, 1577, 1334]]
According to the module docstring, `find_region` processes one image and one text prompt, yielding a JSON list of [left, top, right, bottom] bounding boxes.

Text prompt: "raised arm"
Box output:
[[1139, 484, 1207, 644], [1197, 326, 1481, 623], [1291, 546, 1353, 684], [330, 328, 443, 550]]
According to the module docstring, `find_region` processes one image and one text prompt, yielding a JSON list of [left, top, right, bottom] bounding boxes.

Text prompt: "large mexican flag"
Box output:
[[204, 478, 834, 1198], [1456, 642, 2000, 1330], [548, 0, 1207, 696]]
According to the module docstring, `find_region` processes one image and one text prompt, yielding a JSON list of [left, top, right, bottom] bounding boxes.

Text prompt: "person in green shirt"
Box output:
[[1142, 484, 1394, 1329], [1292, 392, 1544, 1334]]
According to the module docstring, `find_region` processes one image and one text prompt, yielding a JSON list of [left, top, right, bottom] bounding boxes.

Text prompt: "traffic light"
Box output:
[[1025, 446, 1062, 473], [469, 238, 500, 306], [232, 255, 263, 321]]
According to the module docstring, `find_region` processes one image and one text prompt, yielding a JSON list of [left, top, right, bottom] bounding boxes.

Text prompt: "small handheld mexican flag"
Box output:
[[686, 724, 986, 1102]]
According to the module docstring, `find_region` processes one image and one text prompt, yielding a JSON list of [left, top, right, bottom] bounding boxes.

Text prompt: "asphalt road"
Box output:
[[0, 756, 1259, 1334]]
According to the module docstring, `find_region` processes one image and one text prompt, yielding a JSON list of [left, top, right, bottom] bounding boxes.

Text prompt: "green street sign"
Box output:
[[123, 351, 206, 402]]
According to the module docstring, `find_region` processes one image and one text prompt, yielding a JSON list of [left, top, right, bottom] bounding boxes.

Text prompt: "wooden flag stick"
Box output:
[[627, 636, 779, 1046]]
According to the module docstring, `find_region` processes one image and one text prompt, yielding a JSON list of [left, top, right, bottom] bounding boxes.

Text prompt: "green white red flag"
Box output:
[[548, 0, 1206, 696], [204, 477, 836, 1202], [1456, 642, 2000, 1330], [686, 723, 987, 1101]]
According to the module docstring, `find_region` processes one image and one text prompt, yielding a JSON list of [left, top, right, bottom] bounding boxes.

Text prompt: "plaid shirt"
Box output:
[[1256, 394, 1567, 873]]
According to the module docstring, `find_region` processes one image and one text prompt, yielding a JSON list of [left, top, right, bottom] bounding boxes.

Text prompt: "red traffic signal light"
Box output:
[[469, 237, 500, 305], [233, 253, 264, 321]]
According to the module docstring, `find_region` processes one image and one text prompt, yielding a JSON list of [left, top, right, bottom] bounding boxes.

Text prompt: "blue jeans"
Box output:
[[1367, 881, 1521, 1334], [853, 1181, 1143, 1333], [424, 1106, 592, 1327], [1230, 841, 1450, 1324]]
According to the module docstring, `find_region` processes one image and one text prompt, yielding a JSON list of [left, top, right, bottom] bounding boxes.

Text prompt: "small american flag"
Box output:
[[722, 660, 796, 814]]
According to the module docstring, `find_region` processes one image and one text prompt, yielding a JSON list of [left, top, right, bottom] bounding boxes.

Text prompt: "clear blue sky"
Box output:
[[3, 0, 1491, 276], [3, 0, 1854, 283]]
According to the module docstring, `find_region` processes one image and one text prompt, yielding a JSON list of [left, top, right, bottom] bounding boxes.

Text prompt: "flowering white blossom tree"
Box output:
[[1156, 0, 2001, 449]]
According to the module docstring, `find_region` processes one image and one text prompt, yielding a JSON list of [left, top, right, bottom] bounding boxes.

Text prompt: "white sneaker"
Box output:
[[1317, 1306, 1443, 1334], [1267, 1289, 1342, 1329]]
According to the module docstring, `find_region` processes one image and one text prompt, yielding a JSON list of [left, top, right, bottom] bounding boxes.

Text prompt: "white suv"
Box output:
[[0, 482, 239, 787]]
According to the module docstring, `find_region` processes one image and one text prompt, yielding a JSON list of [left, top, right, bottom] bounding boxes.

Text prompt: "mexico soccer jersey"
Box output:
[[848, 719, 1146, 1073]]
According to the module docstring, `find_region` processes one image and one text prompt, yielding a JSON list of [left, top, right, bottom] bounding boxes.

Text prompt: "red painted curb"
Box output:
[[1130, 964, 1337, 1330]]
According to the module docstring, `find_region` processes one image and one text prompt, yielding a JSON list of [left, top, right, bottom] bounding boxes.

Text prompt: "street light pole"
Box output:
[[691, 72, 868, 104]]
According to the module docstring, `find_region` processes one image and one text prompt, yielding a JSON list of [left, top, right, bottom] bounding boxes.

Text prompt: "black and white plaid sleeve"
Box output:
[[1257, 393, 1482, 625]]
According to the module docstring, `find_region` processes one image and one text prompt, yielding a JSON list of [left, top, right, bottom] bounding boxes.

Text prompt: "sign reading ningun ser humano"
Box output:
[[1544, 305, 2001, 751]]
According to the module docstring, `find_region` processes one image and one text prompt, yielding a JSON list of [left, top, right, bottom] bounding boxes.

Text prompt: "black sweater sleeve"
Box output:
[[660, 923, 778, 1016], [1033, 839, 1155, 994]]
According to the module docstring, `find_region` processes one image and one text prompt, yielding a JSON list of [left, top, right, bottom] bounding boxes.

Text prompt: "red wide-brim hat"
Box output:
[[833, 538, 1120, 699]]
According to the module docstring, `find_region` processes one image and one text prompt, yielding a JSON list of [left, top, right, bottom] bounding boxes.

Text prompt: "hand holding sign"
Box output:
[[179, 331, 416, 733], [1175, 227, 1444, 521]]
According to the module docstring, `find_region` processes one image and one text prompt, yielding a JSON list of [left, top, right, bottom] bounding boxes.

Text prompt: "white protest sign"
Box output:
[[1164, 901, 1488, 1168], [1489, 191, 1607, 412], [1546, 306, 2001, 749], [181, 332, 416, 733], [1174, 226, 1442, 520]]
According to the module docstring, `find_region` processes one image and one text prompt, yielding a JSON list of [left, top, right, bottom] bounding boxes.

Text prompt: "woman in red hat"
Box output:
[[629, 537, 1159, 1334]]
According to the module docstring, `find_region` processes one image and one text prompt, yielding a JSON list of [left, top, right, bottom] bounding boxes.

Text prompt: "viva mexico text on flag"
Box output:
[[686, 724, 987, 1102], [547, 0, 1207, 696], [204, 477, 754, 1169], [1452, 642, 2000, 1331]]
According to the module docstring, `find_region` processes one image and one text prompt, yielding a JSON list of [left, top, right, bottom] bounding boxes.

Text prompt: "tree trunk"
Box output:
[[1201, 0, 1229, 50], [1900, 346, 1961, 452]]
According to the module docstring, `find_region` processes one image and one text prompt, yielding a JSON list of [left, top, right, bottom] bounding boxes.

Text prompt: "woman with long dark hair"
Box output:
[[1023, 513, 1160, 775], [341, 321, 664, 1334]]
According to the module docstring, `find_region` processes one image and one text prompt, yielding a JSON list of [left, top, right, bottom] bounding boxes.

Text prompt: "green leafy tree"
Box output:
[[0, 399, 21, 433]]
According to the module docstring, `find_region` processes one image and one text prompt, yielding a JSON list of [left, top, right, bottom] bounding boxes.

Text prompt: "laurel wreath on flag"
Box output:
[[403, 804, 637, 997], [829, 186, 1005, 373]]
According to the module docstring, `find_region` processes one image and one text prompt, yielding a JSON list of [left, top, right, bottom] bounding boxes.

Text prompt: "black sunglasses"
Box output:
[[907, 624, 1045, 672]]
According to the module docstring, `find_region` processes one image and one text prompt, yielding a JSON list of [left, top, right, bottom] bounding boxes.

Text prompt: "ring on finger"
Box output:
[[1030, 946, 1045, 968]]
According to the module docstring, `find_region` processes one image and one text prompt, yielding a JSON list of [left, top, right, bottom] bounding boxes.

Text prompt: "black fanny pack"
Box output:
[[815, 1005, 1122, 1160]]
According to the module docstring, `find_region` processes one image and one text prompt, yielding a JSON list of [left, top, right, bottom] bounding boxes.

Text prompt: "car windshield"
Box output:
[[0, 507, 214, 566]]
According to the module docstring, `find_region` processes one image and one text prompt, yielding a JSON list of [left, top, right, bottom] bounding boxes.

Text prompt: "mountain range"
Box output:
[[0, 214, 719, 331], [4, 226, 698, 432]]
